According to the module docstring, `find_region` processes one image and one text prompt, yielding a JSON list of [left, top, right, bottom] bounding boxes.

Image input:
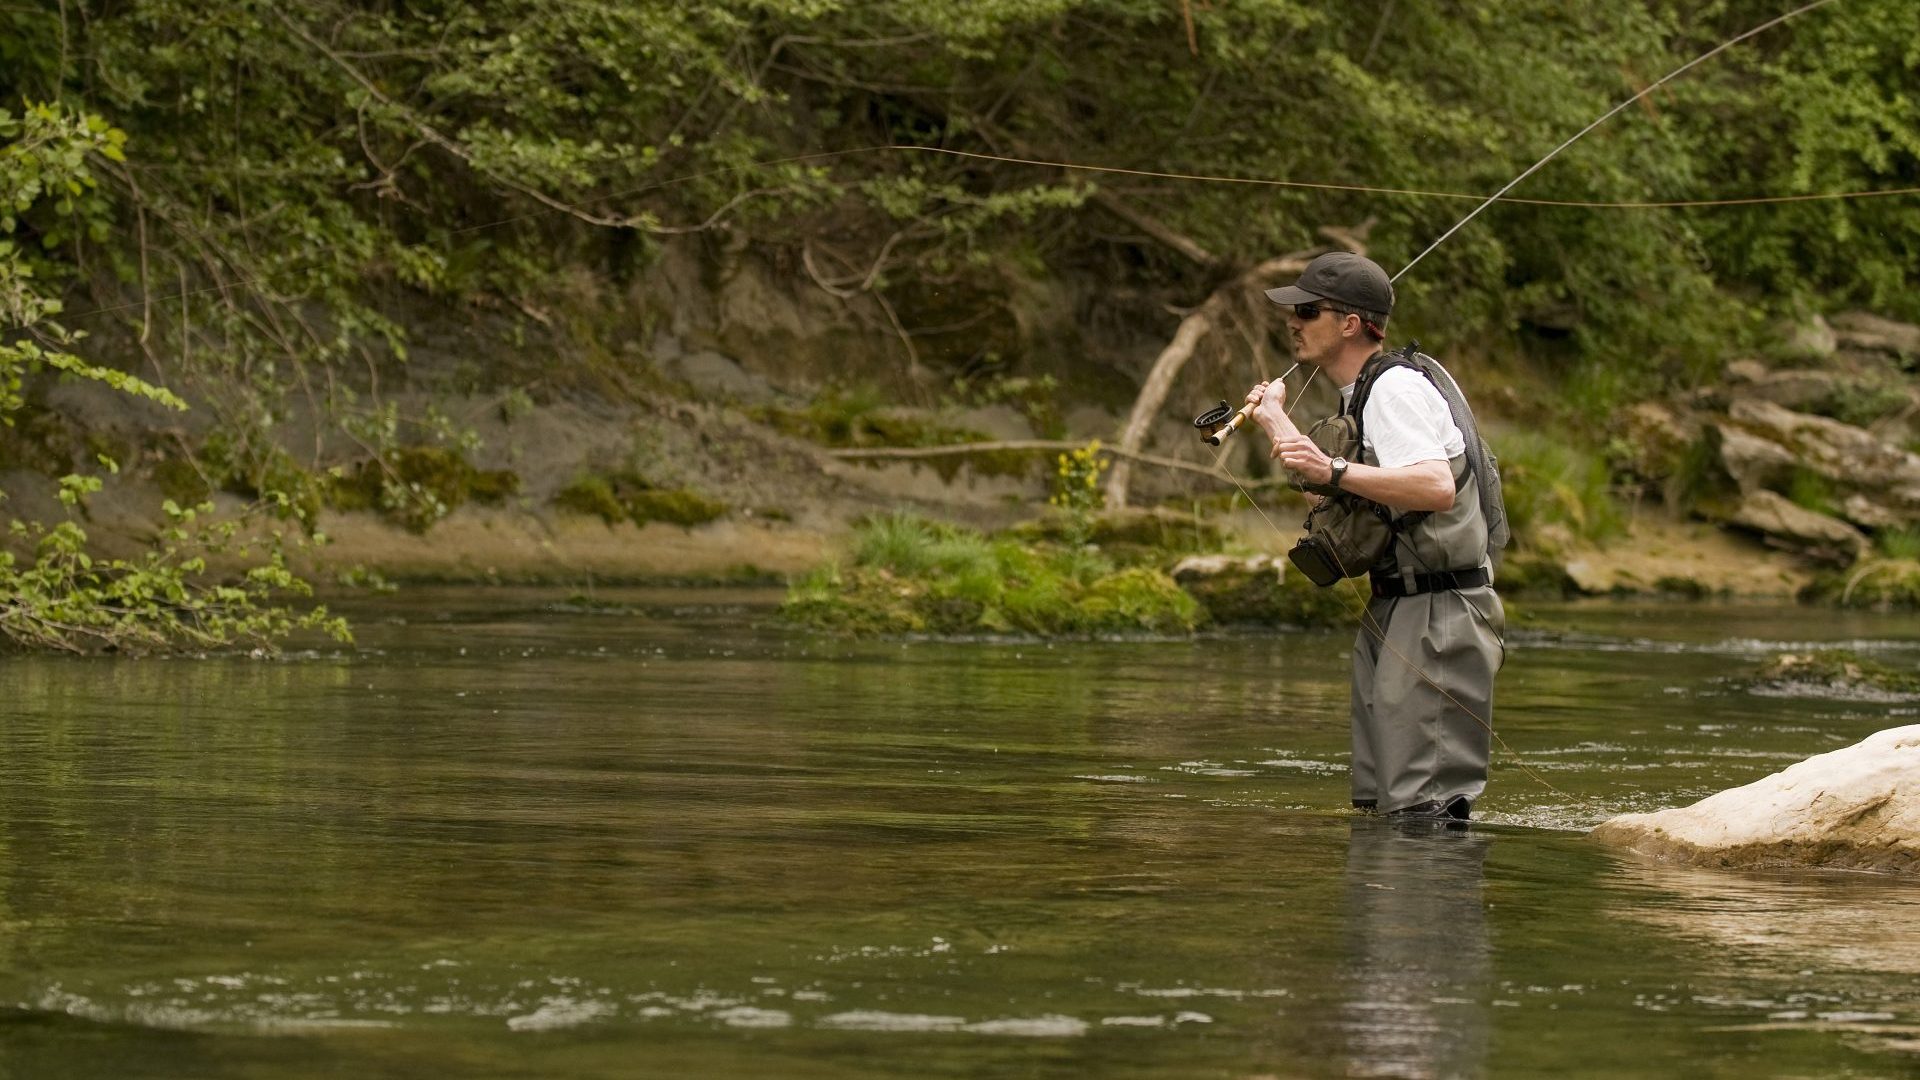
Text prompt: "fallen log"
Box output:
[[824, 439, 1290, 488]]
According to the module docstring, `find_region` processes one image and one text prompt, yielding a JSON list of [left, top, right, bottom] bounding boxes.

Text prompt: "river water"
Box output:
[[2, 588, 1918, 1078]]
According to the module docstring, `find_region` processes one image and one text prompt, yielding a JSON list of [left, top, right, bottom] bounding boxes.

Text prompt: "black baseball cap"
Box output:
[[1264, 251, 1394, 317]]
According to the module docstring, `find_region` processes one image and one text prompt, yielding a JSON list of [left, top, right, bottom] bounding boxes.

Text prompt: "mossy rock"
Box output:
[[151, 457, 213, 506], [749, 391, 1028, 481], [552, 470, 725, 528], [1078, 566, 1204, 634], [1493, 550, 1578, 596], [329, 446, 519, 533], [1010, 508, 1224, 566], [1749, 650, 1920, 695], [1171, 554, 1350, 628]]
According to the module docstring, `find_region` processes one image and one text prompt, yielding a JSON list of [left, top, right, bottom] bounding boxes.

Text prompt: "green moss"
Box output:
[[552, 470, 726, 528], [1495, 551, 1578, 596], [1749, 649, 1920, 694], [783, 512, 1200, 636], [329, 446, 520, 533], [749, 387, 1030, 481], [1009, 507, 1224, 566], [628, 488, 727, 526], [151, 457, 212, 506], [1173, 560, 1351, 629], [553, 475, 625, 524], [1652, 575, 1716, 599], [1784, 467, 1841, 517]]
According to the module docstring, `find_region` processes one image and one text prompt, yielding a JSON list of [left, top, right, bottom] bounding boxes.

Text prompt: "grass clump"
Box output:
[[1494, 431, 1626, 545], [1800, 526, 1920, 609], [784, 511, 1201, 636], [552, 471, 725, 527]]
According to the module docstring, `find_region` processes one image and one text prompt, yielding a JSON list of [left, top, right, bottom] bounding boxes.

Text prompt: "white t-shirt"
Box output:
[[1338, 367, 1464, 469]]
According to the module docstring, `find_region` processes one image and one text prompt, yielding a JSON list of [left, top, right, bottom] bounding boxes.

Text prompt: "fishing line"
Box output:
[[1394, 0, 1843, 283]]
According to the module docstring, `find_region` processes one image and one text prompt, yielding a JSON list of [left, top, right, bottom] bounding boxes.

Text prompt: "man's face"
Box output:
[[1284, 299, 1350, 367]]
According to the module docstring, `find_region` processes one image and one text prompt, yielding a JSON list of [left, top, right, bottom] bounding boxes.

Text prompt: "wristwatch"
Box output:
[[1329, 456, 1349, 490]]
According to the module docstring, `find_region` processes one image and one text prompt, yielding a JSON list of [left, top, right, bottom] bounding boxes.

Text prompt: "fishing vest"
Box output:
[[1286, 346, 1503, 591]]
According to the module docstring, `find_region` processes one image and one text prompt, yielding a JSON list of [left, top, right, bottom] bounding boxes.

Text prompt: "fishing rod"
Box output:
[[1194, 362, 1298, 445]]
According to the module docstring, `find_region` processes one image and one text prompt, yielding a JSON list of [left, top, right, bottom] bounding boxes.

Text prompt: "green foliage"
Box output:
[[553, 471, 725, 528], [0, 482, 349, 655], [7, 0, 1903, 462], [1, 103, 181, 418], [0, 104, 336, 655], [1813, 378, 1911, 429], [1048, 439, 1107, 513], [1876, 526, 1920, 561], [1804, 549, 1920, 611], [784, 511, 1201, 636], [1493, 432, 1626, 546]]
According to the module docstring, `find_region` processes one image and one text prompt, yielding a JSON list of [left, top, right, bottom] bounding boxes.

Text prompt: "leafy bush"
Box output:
[[1492, 432, 1625, 547]]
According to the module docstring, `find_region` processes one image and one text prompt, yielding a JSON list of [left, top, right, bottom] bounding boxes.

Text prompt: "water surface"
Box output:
[[3, 591, 1917, 1077]]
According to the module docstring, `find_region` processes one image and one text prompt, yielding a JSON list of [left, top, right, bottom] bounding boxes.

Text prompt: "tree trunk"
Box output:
[[1104, 250, 1321, 508]]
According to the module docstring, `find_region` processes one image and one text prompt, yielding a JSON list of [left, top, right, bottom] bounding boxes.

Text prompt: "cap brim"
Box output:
[[1263, 284, 1322, 306]]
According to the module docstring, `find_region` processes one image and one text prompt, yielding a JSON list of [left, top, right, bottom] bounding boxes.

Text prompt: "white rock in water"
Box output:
[[1590, 725, 1920, 873]]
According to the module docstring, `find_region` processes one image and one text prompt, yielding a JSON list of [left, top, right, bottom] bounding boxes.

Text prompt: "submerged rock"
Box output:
[[1748, 650, 1920, 698], [1590, 726, 1920, 873]]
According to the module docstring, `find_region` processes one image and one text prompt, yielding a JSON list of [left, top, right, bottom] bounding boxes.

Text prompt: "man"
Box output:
[[1244, 252, 1503, 821]]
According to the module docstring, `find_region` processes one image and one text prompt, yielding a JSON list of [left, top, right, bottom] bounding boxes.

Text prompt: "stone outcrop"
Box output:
[[1832, 311, 1920, 360], [1590, 725, 1920, 873], [1725, 490, 1867, 563], [1722, 358, 1850, 412], [1728, 398, 1920, 488], [1707, 423, 1799, 494]]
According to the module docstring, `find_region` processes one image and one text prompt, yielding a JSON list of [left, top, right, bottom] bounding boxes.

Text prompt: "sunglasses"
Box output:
[[1293, 301, 1351, 321]]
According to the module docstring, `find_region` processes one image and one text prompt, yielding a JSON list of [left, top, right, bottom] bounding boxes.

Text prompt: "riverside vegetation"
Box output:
[[4, 3, 1919, 649]]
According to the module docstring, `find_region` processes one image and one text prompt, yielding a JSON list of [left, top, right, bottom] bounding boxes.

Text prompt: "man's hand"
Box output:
[[1246, 379, 1289, 431], [1273, 434, 1332, 485]]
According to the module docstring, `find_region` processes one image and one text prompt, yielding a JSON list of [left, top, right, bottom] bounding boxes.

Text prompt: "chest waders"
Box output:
[[1295, 346, 1507, 818]]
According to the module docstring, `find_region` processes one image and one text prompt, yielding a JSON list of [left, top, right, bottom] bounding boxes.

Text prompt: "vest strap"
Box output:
[[1369, 566, 1490, 599]]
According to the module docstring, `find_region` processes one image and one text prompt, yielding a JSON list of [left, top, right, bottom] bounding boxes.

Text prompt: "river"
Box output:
[[2, 589, 1917, 1078]]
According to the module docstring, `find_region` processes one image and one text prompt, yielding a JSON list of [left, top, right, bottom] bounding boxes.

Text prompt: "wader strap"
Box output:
[[1369, 566, 1490, 599]]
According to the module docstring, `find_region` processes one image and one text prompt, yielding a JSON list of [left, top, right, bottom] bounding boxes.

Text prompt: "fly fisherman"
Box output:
[[1243, 252, 1505, 821]]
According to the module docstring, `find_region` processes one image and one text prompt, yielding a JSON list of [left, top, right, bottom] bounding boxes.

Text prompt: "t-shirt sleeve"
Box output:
[[1362, 369, 1461, 469]]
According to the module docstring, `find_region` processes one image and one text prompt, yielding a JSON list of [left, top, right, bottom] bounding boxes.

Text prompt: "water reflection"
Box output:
[[1336, 818, 1491, 1080]]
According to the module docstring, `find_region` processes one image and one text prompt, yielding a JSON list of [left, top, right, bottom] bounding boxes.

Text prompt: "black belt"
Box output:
[[1370, 566, 1490, 599]]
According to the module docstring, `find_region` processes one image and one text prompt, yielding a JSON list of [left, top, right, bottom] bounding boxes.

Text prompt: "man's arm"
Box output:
[[1272, 436, 1455, 513], [1243, 380, 1454, 512]]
